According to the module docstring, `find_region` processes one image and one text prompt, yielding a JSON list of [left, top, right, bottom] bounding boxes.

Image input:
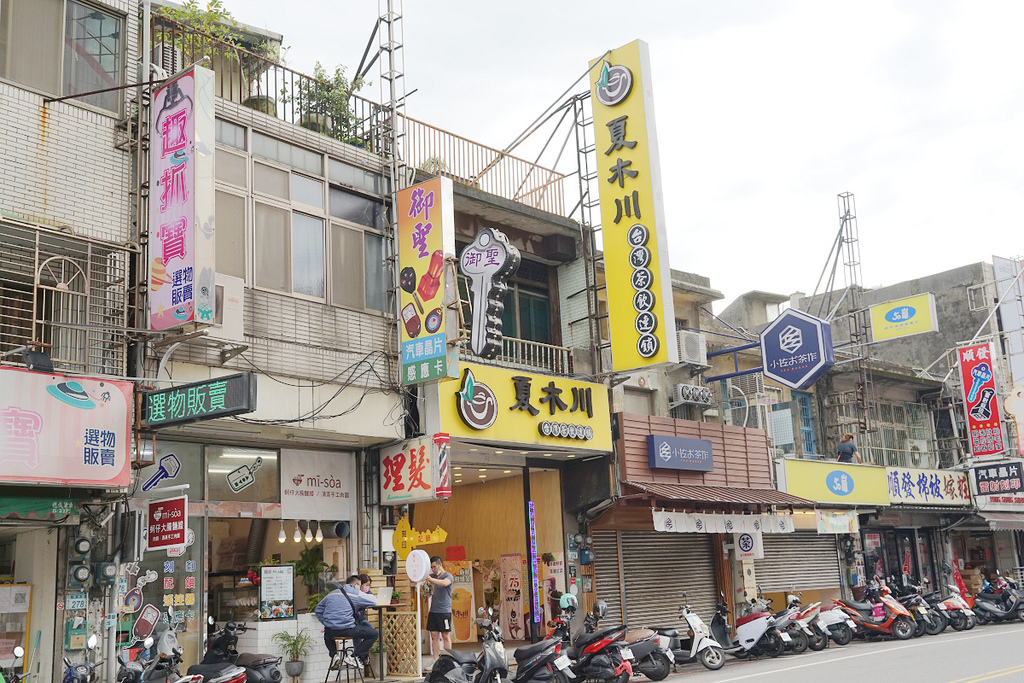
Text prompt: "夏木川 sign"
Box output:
[[0, 367, 132, 487], [590, 40, 677, 371], [646, 435, 713, 472], [142, 372, 256, 428], [149, 65, 216, 330], [885, 467, 971, 506], [380, 434, 450, 505], [435, 363, 612, 452], [761, 308, 835, 390], [397, 177, 458, 385], [957, 342, 1006, 456], [869, 293, 937, 342]]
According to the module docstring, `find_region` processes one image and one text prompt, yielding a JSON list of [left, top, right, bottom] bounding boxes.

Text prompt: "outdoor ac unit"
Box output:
[[674, 383, 714, 405], [151, 44, 184, 75], [213, 273, 245, 342], [677, 330, 708, 366]]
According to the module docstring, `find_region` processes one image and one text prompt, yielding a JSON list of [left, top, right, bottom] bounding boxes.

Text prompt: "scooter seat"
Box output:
[[236, 652, 282, 667], [843, 600, 874, 612], [514, 640, 556, 662], [735, 611, 770, 627], [974, 592, 1003, 603], [444, 650, 478, 664], [652, 628, 678, 638]]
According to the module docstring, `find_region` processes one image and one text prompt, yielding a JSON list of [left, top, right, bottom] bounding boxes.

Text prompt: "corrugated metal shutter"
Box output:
[[620, 532, 717, 628], [592, 530, 623, 624], [753, 532, 841, 591]]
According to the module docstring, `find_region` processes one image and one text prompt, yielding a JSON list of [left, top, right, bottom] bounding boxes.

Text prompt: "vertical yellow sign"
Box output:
[[590, 40, 677, 371]]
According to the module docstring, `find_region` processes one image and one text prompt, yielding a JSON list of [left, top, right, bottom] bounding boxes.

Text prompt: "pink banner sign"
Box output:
[[958, 342, 1006, 456], [0, 367, 131, 487], [500, 553, 524, 641]]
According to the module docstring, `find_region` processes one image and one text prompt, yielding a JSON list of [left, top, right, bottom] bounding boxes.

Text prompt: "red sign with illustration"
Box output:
[[957, 342, 1005, 456], [147, 495, 188, 551]]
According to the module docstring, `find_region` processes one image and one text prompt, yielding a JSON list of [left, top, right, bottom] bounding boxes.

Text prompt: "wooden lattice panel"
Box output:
[[382, 611, 420, 676]]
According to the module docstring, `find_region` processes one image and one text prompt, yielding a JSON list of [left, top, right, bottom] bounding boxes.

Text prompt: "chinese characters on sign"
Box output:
[[381, 435, 441, 504], [459, 227, 521, 359], [971, 461, 1024, 502], [868, 293, 937, 342], [957, 342, 1006, 456], [280, 450, 356, 521], [760, 309, 836, 390], [590, 40, 677, 371], [148, 66, 216, 330], [397, 178, 457, 384], [142, 372, 256, 428], [885, 467, 971, 506], [646, 435, 714, 472], [147, 496, 188, 552]]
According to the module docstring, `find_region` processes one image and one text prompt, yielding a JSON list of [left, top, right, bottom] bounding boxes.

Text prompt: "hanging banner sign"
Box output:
[[815, 510, 860, 534], [652, 510, 794, 534], [885, 467, 971, 506], [734, 531, 764, 561], [380, 435, 450, 504], [957, 342, 1006, 456], [142, 372, 256, 428], [500, 553, 525, 641]]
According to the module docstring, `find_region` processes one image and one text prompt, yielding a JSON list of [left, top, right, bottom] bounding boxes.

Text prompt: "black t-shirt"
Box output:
[[837, 441, 857, 463]]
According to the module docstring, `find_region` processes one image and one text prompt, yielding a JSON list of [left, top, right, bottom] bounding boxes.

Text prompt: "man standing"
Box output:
[[315, 574, 379, 667], [425, 556, 454, 660]]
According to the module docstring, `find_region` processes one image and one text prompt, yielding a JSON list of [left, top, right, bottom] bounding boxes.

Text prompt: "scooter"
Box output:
[[889, 575, 945, 636], [746, 588, 813, 654], [548, 597, 632, 683], [972, 572, 1024, 625], [816, 604, 857, 645], [651, 593, 724, 671], [927, 585, 975, 631], [1, 645, 25, 683], [118, 630, 203, 683], [63, 634, 104, 683], [427, 607, 509, 683], [708, 594, 790, 659], [792, 598, 828, 651], [185, 620, 249, 683], [622, 627, 670, 681], [833, 582, 915, 640]]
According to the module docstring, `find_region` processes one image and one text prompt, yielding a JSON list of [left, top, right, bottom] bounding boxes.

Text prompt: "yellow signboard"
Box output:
[[589, 40, 677, 371], [436, 363, 612, 452], [784, 459, 889, 505], [869, 293, 937, 342], [393, 516, 448, 560]]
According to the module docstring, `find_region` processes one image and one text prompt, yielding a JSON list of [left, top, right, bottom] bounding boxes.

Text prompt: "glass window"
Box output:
[[63, 1, 122, 112], [331, 224, 364, 308], [364, 232, 385, 311], [216, 150, 247, 187], [291, 174, 324, 209], [252, 132, 322, 175], [253, 163, 289, 199], [0, 0, 62, 95], [215, 191, 246, 279], [207, 446, 280, 503], [329, 186, 386, 230], [254, 202, 289, 291], [329, 159, 389, 195], [499, 283, 551, 343], [291, 213, 325, 298], [216, 118, 247, 151]]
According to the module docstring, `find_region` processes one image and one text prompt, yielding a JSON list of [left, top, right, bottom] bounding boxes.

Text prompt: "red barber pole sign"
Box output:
[[957, 342, 1005, 457], [147, 495, 188, 551]]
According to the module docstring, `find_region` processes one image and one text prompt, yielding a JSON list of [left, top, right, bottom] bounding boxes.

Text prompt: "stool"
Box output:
[[325, 637, 365, 683]]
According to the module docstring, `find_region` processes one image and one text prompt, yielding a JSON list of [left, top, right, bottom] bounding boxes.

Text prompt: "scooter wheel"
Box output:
[[966, 614, 977, 629], [912, 616, 926, 638], [892, 616, 915, 640], [925, 610, 947, 635], [831, 624, 853, 646], [948, 612, 967, 631], [636, 652, 671, 681], [763, 635, 785, 658], [787, 629, 809, 654], [807, 625, 828, 651], [974, 611, 989, 626], [698, 646, 725, 671]]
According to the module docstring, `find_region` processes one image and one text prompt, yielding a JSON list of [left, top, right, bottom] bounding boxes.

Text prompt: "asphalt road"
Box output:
[[662, 621, 1024, 682]]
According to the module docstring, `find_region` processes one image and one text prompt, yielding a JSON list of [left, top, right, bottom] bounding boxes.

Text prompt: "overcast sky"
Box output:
[[226, 0, 1024, 309]]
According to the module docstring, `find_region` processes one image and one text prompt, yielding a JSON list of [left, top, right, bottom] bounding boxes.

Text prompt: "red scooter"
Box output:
[[548, 596, 633, 683], [833, 581, 915, 640]]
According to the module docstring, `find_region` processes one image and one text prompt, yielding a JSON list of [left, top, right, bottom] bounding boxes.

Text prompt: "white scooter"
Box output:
[[653, 592, 725, 671], [816, 604, 858, 645], [708, 593, 790, 659]]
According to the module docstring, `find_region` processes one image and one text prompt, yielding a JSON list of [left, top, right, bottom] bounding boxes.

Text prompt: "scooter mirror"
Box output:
[[87, 634, 98, 649], [477, 607, 486, 616], [144, 636, 155, 649], [13, 646, 23, 658], [209, 616, 216, 626]]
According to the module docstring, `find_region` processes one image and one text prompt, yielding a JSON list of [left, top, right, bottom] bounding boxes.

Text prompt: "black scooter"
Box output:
[[973, 573, 1024, 625], [188, 619, 280, 682], [427, 608, 511, 683]]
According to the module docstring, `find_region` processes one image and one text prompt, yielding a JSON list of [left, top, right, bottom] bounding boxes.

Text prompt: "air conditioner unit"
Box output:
[[212, 273, 245, 342], [151, 44, 184, 75], [674, 383, 714, 405], [677, 331, 708, 366]]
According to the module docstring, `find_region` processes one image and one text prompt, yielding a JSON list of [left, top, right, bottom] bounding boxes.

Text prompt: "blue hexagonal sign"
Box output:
[[760, 308, 835, 390]]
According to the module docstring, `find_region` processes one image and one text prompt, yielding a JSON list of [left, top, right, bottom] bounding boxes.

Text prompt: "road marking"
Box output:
[[696, 626, 1024, 682], [945, 664, 1024, 683]]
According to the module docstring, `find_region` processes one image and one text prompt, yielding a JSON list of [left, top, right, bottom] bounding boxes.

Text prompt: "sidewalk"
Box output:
[[419, 640, 534, 676]]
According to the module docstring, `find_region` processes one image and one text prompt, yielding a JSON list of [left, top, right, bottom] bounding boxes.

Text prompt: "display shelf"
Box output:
[[211, 574, 259, 623]]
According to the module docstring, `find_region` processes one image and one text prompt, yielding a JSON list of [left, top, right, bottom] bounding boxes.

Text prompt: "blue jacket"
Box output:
[[315, 584, 378, 630]]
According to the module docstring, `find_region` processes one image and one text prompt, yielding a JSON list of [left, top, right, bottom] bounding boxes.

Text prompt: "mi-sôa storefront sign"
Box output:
[[142, 372, 256, 428], [886, 466, 970, 506], [0, 367, 132, 487], [437, 364, 611, 451], [783, 459, 888, 505]]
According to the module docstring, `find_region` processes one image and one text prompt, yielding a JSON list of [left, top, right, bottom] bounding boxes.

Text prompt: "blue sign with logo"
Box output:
[[885, 306, 916, 323], [826, 470, 855, 496], [760, 308, 836, 390], [647, 435, 714, 472]]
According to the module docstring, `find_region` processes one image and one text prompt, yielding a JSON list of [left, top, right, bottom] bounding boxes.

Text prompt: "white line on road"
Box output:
[[701, 625, 1024, 682]]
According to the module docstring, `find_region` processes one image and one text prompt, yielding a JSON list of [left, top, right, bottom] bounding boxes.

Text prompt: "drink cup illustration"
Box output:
[[452, 588, 473, 641]]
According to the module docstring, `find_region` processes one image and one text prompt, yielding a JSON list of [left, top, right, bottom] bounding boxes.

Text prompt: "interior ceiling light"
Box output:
[[469, 448, 478, 452], [315, 521, 324, 543], [304, 522, 314, 543], [293, 522, 302, 543], [453, 466, 462, 470], [503, 470, 512, 474], [478, 468, 487, 472], [494, 450, 504, 454], [278, 520, 286, 543], [567, 454, 576, 458], [478, 474, 487, 478], [520, 451, 529, 455]]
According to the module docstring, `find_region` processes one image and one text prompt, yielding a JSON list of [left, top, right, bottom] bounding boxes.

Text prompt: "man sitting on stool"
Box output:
[[315, 574, 379, 668]]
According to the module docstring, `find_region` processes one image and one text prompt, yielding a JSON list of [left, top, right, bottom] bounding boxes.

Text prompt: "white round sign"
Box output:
[[406, 549, 431, 583]]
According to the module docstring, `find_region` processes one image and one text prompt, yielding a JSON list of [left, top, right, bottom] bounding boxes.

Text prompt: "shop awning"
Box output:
[[978, 511, 1024, 531], [624, 481, 813, 507]]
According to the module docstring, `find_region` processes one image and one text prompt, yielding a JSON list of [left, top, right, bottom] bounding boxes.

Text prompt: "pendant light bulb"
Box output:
[[278, 520, 286, 543], [315, 521, 324, 543], [304, 521, 314, 543], [293, 522, 302, 543]]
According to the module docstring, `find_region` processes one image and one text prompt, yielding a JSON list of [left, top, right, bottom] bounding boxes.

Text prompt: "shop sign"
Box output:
[[500, 553, 525, 640], [460, 227, 521, 358], [142, 372, 256, 428], [864, 532, 881, 552], [886, 467, 971, 506], [646, 435, 713, 472], [735, 531, 764, 561], [970, 459, 1024, 510], [380, 434, 448, 505], [783, 459, 888, 505], [397, 177, 458, 385], [393, 516, 448, 560], [149, 65, 216, 330], [652, 510, 794, 534], [760, 309, 836, 390], [815, 510, 859, 534], [280, 449, 356, 521], [0, 497, 77, 521], [869, 293, 937, 342], [437, 363, 612, 452], [147, 495, 188, 552], [443, 560, 477, 643], [0, 367, 132, 487], [957, 342, 1006, 456], [589, 40, 678, 371]]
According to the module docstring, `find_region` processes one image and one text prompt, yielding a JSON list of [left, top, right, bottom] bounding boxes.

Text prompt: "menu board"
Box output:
[[259, 565, 295, 620]]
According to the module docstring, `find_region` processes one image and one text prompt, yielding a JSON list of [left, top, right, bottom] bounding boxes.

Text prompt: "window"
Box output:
[[214, 191, 245, 279], [215, 119, 247, 151], [63, 1, 122, 111], [793, 391, 817, 454], [503, 285, 551, 344], [253, 204, 324, 299], [291, 213, 325, 298], [252, 132, 322, 175]]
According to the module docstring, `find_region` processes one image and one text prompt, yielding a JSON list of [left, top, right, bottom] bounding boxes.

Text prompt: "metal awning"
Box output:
[[624, 480, 813, 507], [978, 511, 1024, 531]]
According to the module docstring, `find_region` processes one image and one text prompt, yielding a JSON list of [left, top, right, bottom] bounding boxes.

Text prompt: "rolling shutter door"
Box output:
[[753, 532, 841, 591], [592, 530, 624, 625], [620, 531, 717, 628]]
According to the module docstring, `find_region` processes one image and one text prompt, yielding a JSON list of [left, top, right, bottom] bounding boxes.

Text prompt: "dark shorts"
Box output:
[[427, 611, 452, 632]]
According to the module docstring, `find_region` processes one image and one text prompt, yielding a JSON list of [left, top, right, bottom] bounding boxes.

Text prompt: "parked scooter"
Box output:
[[927, 585, 975, 631], [833, 581, 915, 640], [1, 645, 25, 683], [651, 593, 724, 671], [548, 597, 633, 683], [889, 576, 944, 637], [972, 571, 1024, 624], [791, 597, 829, 651], [185, 620, 250, 683], [762, 591, 814, 654], [816, 604, 857, 645], [427, 607, 509, 683], [63, 634, 104, 683], [622, 627, 670, 681], [708, 593, 790, 659]]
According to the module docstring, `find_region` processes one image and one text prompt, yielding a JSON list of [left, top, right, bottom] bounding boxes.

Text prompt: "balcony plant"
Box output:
[[283, 61, 366, 143], [272, 626, 314, 677]]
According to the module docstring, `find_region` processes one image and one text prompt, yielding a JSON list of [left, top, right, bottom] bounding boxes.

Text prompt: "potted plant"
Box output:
[[391, 589, 402, 605], [294, 545, 336, 611], [368, 639, 390, 678], [272, 627, 314, 678], [283, 61, 366, 142]]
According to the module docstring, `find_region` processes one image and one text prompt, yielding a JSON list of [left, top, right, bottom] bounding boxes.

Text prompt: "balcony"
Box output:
[[459, 337, 572, 377], [151, 15, 565, 216]]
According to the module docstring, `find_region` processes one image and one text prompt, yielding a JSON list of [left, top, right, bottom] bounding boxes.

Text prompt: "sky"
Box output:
[[224, 0, 1024, 309]]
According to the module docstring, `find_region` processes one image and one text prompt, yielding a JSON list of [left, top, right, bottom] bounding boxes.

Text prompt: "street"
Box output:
[[663, 622, 1024, 682]]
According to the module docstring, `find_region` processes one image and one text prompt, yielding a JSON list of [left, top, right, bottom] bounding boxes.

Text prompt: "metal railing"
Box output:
[[151, 15, 566, 215], [459, 336, 572, 376]]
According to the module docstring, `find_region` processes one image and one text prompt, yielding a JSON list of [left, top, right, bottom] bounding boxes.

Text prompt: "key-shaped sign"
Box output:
[[968, 363, 992, 402], [142, 453, 181, 491], [227, 456, 262, 493], [459, 227, 520, 359]]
